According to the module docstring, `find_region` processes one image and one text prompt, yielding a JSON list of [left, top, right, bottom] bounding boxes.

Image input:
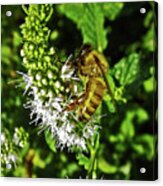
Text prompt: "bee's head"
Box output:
[[66, 44, 92, 71], [80, 44, 92, 56]]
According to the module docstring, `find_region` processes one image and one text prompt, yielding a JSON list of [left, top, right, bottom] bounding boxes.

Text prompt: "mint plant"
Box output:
[[1, 2, 157, 179]]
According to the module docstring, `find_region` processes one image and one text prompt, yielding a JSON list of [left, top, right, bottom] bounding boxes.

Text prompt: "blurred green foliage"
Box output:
[[1, 2, 157, 180]]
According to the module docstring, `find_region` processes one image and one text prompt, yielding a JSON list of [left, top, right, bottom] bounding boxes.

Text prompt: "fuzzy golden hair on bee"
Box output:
[[65, 43, 114, 121]]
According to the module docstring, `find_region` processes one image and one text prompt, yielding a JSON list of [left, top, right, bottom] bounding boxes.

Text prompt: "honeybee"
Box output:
[[66, 44, 114, 121]]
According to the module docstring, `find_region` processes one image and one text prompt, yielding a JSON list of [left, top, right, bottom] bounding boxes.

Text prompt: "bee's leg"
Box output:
[[65, 101, 78, 111], [64, 78, 92, 112], [64, 92, 86, 111]]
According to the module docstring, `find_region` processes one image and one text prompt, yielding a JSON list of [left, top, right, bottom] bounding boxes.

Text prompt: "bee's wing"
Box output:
[[92, 51, 117, 111], [92, 52, 113, 98]]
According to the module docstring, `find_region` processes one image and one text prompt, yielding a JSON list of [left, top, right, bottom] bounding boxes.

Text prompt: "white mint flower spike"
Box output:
[[18, 73, 99, 150], [17, 51, 100, 151]]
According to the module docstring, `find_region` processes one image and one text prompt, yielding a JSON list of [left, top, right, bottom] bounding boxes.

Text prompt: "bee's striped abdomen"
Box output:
[[78, 77, 106, 121]]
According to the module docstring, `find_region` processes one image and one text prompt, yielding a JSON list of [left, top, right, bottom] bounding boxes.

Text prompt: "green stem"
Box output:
[[87, 134, 100, 179]]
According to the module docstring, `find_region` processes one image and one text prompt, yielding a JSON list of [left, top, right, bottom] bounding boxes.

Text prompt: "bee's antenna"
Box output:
[[65, 54, 73, 63]]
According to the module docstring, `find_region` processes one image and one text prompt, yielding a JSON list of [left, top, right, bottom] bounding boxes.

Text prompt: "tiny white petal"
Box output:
[[48, 71, 53, 79], [20, 49, 25, 57], [41, 89, 46, 96], [9, 154, 17, 162], [50, 47, 55, 54], [23, 58, 28, 64], [55, 81, 60, 88], [36, 74, 41, 81]]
